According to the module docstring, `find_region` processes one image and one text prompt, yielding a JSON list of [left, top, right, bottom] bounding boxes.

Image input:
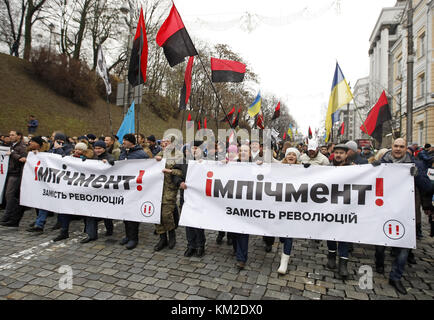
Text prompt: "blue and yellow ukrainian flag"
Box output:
[[288, 124, 293, 140], [325, 63, 353, 142], [248, 91, 261, 117]]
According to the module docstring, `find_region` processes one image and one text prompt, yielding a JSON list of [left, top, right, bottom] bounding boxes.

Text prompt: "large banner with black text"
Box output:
[[180, 161, 416, 249], [20, 152, 165, 223]]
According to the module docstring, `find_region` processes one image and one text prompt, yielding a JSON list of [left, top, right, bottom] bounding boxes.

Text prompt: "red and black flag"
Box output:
[[271, 102, 281, 120], [308, 126, 312, 139], [204, 117, 207, 129], [179, 56, 194, 110], [156, 4, 198, 67], [197, 120, 201, 130], [360, 90, 392, 143], [128, 8, 148, 87], [220, 106, 235, 123], [211, 58, 246, 83], [256, 112, 265, 129], [338, 122, 345, 136], [283, 132, 287, 140], [232, 109, 241, 128]]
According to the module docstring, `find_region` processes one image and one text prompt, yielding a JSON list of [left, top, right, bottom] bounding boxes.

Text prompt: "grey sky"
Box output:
[[175, 0, 397, 136]]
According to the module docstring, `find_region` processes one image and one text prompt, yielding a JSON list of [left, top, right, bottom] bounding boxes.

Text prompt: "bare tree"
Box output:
[[0, 0, 26, 56], [23, 0, 47, 60], [88, 0, 120, 69]]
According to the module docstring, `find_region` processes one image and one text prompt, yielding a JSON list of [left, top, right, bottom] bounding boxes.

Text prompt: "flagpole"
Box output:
[[180, 109, 186, 132], [174, 5, 233, 131], [106, 94, 114, 135], [195, 53, 234, 130], [352, 99, 376, 148]]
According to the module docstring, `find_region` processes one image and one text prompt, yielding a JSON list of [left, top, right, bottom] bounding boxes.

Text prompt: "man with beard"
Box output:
[[300, 140, 330, 166], [326, 144, 351, 279]]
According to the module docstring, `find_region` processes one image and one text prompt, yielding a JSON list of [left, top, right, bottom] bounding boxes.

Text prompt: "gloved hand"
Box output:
[[410, 166, 417, 176], [81, 157, 86, 162], [371, 160, 381, 167], [108, 159, 115, 166], [303, 163, 311, 168]]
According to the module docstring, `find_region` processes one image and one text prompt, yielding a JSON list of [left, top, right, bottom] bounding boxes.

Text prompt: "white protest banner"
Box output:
[[20, 152, 165, 223], [180, 161, 416, 249], [0, 146, 10, 204]]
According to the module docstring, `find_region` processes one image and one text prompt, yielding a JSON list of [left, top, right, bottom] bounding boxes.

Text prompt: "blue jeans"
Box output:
[[35, 209, 49, 228], [233, 233, 249, 263], [327, 241, 349, 258], [279, 237, 293, 255]]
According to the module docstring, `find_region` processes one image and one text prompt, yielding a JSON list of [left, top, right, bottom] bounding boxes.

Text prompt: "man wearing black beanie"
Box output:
[[118, 133, 149, 250]]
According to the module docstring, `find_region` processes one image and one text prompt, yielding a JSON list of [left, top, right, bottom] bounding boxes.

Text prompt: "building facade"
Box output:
[[369, 0, 434, 146], [390, 0, 434, 146]]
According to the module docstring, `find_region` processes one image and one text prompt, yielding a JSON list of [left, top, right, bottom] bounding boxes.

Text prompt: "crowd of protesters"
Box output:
[[0, 128, 433, 296]]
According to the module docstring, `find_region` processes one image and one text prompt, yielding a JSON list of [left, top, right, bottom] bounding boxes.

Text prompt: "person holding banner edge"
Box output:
[[326, 143, 351, 279], [118, 133, 149, 250], [372, 138, 420, 295], [0, 131, 28, 227], [172, 140, 207, 257], [80, 140, 115, 244], [277, 147, 301, 275], [153, 136, 183, 252]]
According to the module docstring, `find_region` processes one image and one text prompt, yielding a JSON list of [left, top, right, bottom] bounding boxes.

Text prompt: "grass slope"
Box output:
[[0, 53, 184, 138]]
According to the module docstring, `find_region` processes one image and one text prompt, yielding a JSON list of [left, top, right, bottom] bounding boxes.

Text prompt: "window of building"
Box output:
[[396, 58, 402, 79], [419, 32, 425, 58], [419, 73, 425, 98], [418, 122, 424, 146]]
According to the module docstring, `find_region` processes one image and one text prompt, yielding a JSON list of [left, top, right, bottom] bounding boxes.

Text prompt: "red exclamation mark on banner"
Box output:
[[0, 163, 3, 175], [148, 206, 151, 214], [34, 161, 41, 180], [375, 178, 384, 206], [136, 170, 145, 191], [206, 171, 213, 196], [396, 225, 399, 236], [389, 224, 392, 235]]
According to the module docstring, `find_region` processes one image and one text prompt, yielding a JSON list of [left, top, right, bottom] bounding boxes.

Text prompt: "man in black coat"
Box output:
[[1, 131, 28, 227], [118, 134, 149, 250], [172, 141, 206, 257]]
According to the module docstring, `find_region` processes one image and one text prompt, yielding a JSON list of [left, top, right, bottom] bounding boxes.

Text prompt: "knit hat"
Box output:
[[30, 136, 44, 147], [123, 133, 136, 145], [87, 134, 96, 140], [147, 135, 156, 142], [345, 141, 358, 152], [193, 140, 203, 148], [307, 140, 318, 151], [285, 147, 300, 160], [94, 140, 106, 149], [54, 133, 66, 142], [78, 135, 88, 141], [75, 142, 88, 151]]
